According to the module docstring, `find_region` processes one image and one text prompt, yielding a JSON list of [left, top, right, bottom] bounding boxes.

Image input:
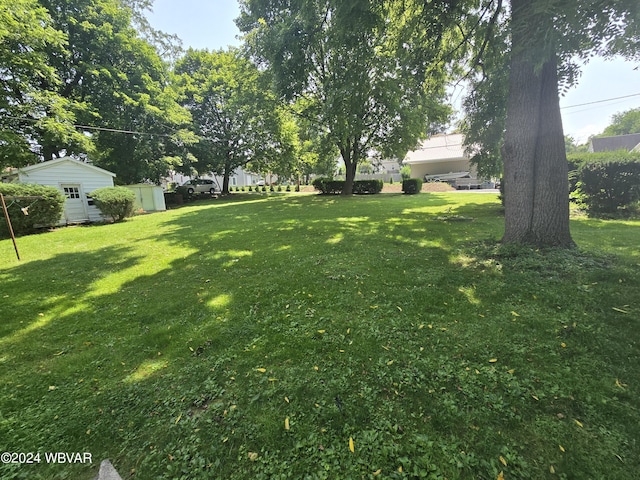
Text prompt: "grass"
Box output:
[[1, 192, 638, 480]]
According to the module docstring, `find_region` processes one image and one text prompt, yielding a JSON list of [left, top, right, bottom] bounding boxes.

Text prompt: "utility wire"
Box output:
[[561, 92, 640, 109]]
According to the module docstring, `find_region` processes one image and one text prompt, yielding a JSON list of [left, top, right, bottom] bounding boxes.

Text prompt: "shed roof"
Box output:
[[403, 134, 467, 164], [10, 157, 116, 178], [590, 133, 640, 153]]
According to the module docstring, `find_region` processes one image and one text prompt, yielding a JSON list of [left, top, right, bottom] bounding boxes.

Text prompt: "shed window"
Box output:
[[64, 187, 80, 199]]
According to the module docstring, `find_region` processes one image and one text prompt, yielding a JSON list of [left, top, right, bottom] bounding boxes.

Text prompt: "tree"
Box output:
[[457, 0, 639, 246], [237, 0, 452, 195], [602, 107, 640, 136], [174, 48, 282, 194], [35, 0, 190, 183], [0, 0, 91, 168]]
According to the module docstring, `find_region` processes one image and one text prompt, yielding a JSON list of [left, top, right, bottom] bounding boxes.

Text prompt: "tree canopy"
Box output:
[[174, 48, 283, 194], [602, 107, 640, 136], [237, 0, 452, 194], [455, 0, 640, 246]]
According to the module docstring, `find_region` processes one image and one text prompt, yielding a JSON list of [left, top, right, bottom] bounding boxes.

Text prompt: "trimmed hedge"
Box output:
[[91, 186, 136, 222], [0, 183, 66, 237], [312, 178, 384, 195], [402, 178, 423, 194], [352, 180, 384, 194], [569, 151, 640, 214]]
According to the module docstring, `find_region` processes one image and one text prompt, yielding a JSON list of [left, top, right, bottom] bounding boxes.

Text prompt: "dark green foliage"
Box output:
[[312, 178, 343, 195], [576, 154, 640, 214], [90, 186, 136, 222], [312, 178, 383, 195], [352, 180, 384, 194], [0, 183, 65, 237], [402, 178, 423, 194]]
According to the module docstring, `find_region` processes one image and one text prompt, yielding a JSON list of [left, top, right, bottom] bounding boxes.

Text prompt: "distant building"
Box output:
[[589, 133, 640, 153], [403, 133, 475, 181]]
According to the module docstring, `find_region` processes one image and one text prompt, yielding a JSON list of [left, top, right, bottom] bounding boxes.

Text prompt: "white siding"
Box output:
[[17, 159, 115, 223]]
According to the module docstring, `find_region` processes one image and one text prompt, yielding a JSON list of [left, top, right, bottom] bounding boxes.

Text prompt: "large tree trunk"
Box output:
[[502, 0, 574, 247], [340, 146, 357, 195]]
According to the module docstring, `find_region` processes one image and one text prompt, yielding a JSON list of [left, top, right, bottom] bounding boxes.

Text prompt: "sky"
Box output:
[[146, 0, 640, 145]]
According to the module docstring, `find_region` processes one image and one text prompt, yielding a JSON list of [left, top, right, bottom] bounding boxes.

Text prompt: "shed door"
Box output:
[[61, 184, 89, 223]]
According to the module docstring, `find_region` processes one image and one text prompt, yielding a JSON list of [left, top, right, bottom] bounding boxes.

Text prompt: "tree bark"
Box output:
[[340, 145, 357, 195], [502, 0, 574, 247]]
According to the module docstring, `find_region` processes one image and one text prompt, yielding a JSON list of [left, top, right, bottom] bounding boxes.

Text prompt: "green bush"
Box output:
[[568, 151, 640, 214], [402, 178, 423, 194], [0, 183, 66, 237], [353, 180, 384, 194], [91, 187, 136, 222], [312, 178, 344, 194], [312, 178, 384, 195]]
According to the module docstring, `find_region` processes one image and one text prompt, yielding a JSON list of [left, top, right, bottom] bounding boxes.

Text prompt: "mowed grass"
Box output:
[[1, 192, 638, 480]]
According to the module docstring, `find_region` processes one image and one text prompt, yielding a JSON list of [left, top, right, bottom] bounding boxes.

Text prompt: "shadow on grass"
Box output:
[[1, 193, 638, 479]]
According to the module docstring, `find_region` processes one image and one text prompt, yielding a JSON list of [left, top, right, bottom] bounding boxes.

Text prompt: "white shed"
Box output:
[[125, 184, 166, 212], [4, 157, 116, 224]]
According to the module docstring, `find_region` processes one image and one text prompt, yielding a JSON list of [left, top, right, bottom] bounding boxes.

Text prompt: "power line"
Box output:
[[561, 92, 640, 109], [5, 115, 175, 137]]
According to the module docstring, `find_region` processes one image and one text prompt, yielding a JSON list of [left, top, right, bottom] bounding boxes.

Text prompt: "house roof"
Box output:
[[590, 133, 640, 153], [403, 134, 467, 164]]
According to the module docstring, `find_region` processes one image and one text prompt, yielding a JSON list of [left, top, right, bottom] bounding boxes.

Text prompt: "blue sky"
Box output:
[[146, 0, 640, 144]]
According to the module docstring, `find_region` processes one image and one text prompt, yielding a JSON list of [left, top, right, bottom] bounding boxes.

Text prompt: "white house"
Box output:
[[2, 157, 116, 224], [403, 133, 478, 182]]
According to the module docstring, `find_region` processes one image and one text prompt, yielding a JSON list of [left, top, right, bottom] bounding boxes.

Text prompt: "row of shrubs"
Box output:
[[312, 178, 424, 195], [1, 184, 136, 237], [568, 151, 640, 214]]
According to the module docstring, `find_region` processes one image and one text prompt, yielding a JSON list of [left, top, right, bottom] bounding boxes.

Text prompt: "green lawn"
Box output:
[[1, 192, 638, 479]]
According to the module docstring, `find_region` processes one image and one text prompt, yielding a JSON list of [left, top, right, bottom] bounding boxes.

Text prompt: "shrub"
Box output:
[[0, 183, 66, 237], [353, 180, 384, 194], [91, 187, 136, 222], [402, 178, 423, 194], [312, 178, 344, 194], [286, 185, 291, 192], [568, 151, 640, 214]]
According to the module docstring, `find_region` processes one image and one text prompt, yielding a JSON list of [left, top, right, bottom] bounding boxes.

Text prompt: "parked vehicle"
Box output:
[[181, 179, 219, 195]]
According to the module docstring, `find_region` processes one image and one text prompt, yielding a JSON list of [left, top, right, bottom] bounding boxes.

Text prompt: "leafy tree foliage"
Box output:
[[237, 0, 452, 194], [602, 107, 640, 136], [456, 0, 639, 246], [0, 0, 91, 168], [174, 48, 282, 194], [34, 0, 191, 184]]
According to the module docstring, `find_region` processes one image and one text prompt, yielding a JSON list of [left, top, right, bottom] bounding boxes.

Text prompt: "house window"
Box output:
[[63, 187, 80, 199], [231, 177, 237, 186]]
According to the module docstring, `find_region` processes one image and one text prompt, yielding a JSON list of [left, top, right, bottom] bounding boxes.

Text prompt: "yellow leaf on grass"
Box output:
[[284, 396, 290, 403], [499, 456, 507, 466], [313, 366, 319, 371], [507, 369, 516, 374], [317, 330, 326, 334], [398, 466, 403, 473], [575, 419, 584, 428], [284, 417, 290, 430], [489, 358, 498, 363], [550, 465, 556, 474], [615, 379, 628, 389], [387, 360, 394, 366], [511, 311, 520, 317], [349, 437, 355, 453], [373, 469, 382, 476], [256, 368, 267, 373], [559, 445, 565, 453], [561, 342, 567, 348], [248, 452, 258, 461], [497, 472, 504, 480]]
